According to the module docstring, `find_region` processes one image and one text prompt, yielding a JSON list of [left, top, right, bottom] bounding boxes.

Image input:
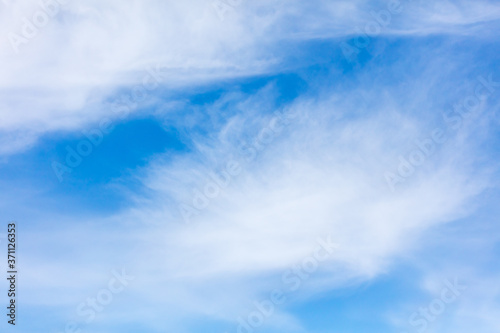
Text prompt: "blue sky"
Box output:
[[0, 0, 500, 332]]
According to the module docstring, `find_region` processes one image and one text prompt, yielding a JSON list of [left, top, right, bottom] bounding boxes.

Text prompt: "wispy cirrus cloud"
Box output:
[[1, 0, 500, 154], [1, 1, 500, 332]]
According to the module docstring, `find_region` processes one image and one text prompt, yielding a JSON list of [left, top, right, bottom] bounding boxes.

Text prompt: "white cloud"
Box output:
[[1, 0, 500, 154], [2, 1, 500, 331], [45, 75, 491, 327], [14, 70, 498, 332]]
